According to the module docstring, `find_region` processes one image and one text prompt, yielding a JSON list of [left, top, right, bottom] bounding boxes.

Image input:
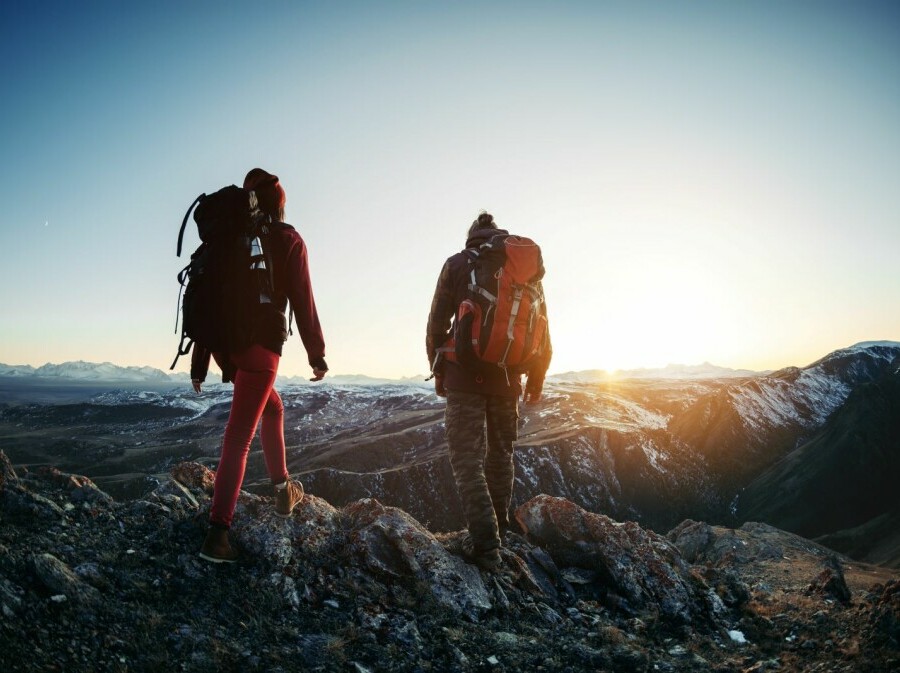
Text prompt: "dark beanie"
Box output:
[[244, 168, 286, 216], [467, 211, 497, 237]]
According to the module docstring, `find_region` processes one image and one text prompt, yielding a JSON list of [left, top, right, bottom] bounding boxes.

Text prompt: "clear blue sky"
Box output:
[[1, 1, 898, 379]]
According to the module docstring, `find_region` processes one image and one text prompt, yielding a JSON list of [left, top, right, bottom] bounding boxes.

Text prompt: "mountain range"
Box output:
[[2, 341, 898, 570], [1, 357, 776, 385], [0, 360, 432, 387]]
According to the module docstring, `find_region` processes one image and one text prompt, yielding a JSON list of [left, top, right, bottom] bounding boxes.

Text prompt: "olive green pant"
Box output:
[[445, 391, 519, 555]]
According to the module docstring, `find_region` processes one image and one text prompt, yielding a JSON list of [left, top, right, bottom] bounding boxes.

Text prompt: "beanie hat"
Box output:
[[467, 211, 497, 238], [243, 168, 286, 217]]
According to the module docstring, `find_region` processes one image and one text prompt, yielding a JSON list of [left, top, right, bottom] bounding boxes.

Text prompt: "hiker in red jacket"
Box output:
[[192, 168, 328, 563], [427, 211, 551, 571]]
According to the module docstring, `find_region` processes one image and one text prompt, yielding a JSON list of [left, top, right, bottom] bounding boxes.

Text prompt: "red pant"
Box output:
[[210, 344, 288, 528]]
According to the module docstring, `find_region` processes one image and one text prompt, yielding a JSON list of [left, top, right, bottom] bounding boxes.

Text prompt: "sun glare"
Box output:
[[549, 252, 741, 374]]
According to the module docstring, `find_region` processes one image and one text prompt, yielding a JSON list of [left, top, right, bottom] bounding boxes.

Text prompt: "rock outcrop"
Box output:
[[1, 451, 898, 672]]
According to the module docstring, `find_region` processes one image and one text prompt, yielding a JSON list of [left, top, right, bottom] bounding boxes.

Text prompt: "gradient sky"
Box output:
[[1, 1, 898, 379]]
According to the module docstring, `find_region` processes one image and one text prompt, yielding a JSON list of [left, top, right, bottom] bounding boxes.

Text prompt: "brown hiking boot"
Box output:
[[461, 532, 503, 572], [274, 479, 304, 518], [198, 527, 238, 564]]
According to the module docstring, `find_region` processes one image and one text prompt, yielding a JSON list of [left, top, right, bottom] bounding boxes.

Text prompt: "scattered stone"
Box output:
[[729, 629, 748, 644], [391, 619, 422, 650], [668, 644, 688, 656], [149, 479, 200, 511], [572, 643, 608, 667], [808, 556, 851, 604], [70, 481, 115, 507], [495, 631, 518, 646], [450, 644, 469, 665], [1, 484, 66, 519], [667, 519, 714, 562], [170, 461, 215, 495], [0, 578, 24, 615], [31, 553, 100, 606], [867, 580, 900, 648]]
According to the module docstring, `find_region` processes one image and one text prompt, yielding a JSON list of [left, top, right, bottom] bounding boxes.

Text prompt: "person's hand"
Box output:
[[524, 389, 542, 405], [434, 374, 447, 398], [310, 368, 327, 382], [191, 379, 202, 394]]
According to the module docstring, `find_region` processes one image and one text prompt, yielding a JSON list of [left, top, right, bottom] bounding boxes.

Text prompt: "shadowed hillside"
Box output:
[[739, 356, 900, 552]]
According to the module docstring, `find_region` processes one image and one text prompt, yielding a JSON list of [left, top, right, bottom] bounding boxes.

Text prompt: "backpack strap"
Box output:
[[176, 193, 204, 257], [254, 220, 279, 303], [169, 335, 193, 370]]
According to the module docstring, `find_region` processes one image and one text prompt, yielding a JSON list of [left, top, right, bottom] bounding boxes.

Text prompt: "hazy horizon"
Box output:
[[2, 2, 898, 379], [3, 339, 898, 382]]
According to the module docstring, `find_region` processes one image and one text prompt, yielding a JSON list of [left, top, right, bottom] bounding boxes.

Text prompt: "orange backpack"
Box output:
[[438, 234, 549, 383]]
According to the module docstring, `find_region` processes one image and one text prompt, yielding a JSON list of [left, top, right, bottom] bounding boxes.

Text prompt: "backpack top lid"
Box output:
[[501, 235, 544, 284], [193, 185, 265, 243], [477, 234, 545, 285]]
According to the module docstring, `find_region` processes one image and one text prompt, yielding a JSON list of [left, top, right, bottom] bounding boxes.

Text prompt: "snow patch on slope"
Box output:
[[583, 397, 670, 432], [729, 342, 900, 432]]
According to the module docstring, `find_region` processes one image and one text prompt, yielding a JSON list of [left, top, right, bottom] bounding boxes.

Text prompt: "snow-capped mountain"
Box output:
[[738, 346, 900, 562], [0, 360, 174, 382], [0, 360, 431, 387], [668, 341, 900, 494], [0, 364, 37, 377]]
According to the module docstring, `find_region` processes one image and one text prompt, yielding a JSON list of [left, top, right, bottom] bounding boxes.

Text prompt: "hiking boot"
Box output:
[[473, 549, 503, 572], [274, 479, 304, 518], [461, 532, 503, 572], [198, 527, 238, 564]]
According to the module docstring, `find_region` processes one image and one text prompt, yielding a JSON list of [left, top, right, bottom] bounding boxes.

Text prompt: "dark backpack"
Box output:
[[438, 234, 549, 382], [170, 185, 276, 369]]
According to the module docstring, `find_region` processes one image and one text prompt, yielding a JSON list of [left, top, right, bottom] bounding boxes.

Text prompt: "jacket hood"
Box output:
[[465, 227, 509, 250]]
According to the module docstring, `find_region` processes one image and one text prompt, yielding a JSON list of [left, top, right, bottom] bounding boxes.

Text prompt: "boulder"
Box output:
[[170, 461, 216, 496], [237, 494, 343, 564], [346, 499, 491, 619], [516, 494, 713, 625]]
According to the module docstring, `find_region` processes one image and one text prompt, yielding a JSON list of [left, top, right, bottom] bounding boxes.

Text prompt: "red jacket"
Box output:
[[191, 223, 326, 382]]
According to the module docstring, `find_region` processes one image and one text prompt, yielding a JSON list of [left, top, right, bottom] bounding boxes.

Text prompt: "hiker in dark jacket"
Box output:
[[426, 211, 551, 570], [192, 168, 328, 563]]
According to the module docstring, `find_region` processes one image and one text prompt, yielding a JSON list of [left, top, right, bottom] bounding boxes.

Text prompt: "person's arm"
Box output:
[[285, 235, 328, 380], [524, 311, 552, 405], [190, 346, 211, 393], [426, 260, 455, 395]]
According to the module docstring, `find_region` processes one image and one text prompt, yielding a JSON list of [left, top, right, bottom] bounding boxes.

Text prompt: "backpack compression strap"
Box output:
[[176, 193, 205, 257]]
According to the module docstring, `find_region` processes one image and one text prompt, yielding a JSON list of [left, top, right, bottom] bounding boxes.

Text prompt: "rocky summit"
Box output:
[[1, 451, 898, 673]]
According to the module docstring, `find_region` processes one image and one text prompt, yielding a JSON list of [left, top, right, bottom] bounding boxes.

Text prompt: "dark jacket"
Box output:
[[191, 223, 326, 382], [426, 228, 552, 397]]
